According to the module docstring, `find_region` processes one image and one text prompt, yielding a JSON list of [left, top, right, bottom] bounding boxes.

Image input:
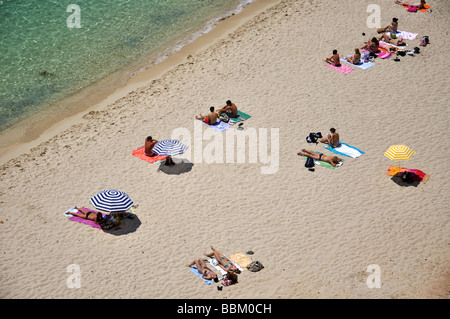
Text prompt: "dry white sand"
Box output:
[[0, 0, 449, 299]]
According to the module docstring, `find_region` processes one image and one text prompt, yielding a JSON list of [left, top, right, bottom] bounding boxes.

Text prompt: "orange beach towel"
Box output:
[[386, 166, 430, 183], [132, 146, 167, 164]]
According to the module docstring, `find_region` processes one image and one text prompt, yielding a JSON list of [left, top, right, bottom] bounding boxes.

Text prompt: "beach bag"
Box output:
[[247, 261, 264, 272], [305, 157, 315, 168], [219, 114, 229, 123], [99, 213, 119, 230], [407, 6, 417, 12], [419, 36, 429, 46], [306, 132, 318, 144]]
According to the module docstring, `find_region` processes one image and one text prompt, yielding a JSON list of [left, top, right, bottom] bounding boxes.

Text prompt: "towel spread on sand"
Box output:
[[401, 4, 431, 12], [189, 266, 215, 285], [219, 110, 252, 124], [324, 142, 365, 158], [326, 63, 353, 75], [362, 49, 392, 59], [202, 120, 231, 131], [386, 166, 430, 183], [300, 152, 344, 170], [341, 57, 375, 70], [66, 207, 106, 230], [380, 41, 408, 50], [209, 257, 244, 275], [132, 146, 167, 164], [389, 30, 418, 40], [229, 252, 253, 270]]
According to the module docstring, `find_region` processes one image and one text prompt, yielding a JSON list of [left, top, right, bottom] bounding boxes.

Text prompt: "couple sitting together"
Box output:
[[195, 100, 238, 125], [298, 128, 341, 167]]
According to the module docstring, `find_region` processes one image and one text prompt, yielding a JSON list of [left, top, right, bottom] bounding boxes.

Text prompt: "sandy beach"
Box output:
[[0, 0, 449, 300]]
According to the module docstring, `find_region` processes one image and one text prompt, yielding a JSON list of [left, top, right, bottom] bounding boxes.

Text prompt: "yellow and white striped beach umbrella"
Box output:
[[384, 145, 415, 161]]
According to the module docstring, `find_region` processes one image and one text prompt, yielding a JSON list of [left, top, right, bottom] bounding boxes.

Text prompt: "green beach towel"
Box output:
[[221, 110, 251, 123], [300, 151, 343, 170]]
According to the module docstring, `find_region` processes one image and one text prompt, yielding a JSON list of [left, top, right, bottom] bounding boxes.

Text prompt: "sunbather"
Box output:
[[217, 100, 238, 118], [187, 258, 219, 282], [323, 49, 341, 67], [145, 136, 175, 165], [319, 128, 340, 147], [205, 246, 241, 274], [297, 149, 342, 167], [361, 37, 380, 54], [377, 33, 407, 46], [385, 17, 398, 33], [394, 0, 426, 10], [68, 207, 104, 224], [196, 106, 219, 125], [346, 49, 361, 65]]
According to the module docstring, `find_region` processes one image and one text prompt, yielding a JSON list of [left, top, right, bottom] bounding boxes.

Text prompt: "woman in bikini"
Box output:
[[187, 258, 219, 282], [297, 149, 342, 167], [394, 0, 426, 10], [205, 246, 241, 274], [69, 207, 104, 224], [361, 37, 380, 54], [346, 48, 361, 65]]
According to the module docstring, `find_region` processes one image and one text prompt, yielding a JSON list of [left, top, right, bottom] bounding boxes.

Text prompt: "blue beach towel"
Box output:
[[340, 57, 375, 70], [189, 266, 214, 285], [324, 142, 365, 158], [202, 121, 231, 132]]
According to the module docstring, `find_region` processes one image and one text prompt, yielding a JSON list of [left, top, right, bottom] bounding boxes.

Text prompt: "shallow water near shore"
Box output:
[[0, 0, 252, 133]]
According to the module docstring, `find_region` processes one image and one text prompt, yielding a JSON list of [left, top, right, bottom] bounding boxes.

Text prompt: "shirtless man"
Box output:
[[297, 149, 342, 167], [196, 106, 219, 125], [217, 100, 238, 118], [319, 128, 340, 148], [144, 136, 158, 156], [324, 49, 341, 67], [187, 258, 219, 282]]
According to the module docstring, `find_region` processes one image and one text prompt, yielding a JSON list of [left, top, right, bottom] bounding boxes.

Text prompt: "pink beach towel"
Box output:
[[326, 63, 353, 75], [362, 49, 392, 59], [69, 207, 105, 230]]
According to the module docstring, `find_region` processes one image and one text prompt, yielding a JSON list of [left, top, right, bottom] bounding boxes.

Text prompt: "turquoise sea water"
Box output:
[[0, 0, 252, 132]]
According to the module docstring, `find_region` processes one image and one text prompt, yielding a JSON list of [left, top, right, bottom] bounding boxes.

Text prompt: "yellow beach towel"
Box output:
[[229, 252, 253, 270]]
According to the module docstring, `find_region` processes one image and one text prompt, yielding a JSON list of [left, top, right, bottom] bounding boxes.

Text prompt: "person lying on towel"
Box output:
[[187, 258, 219, 282], [394, 0, 426, 10], [196, 106, 219, 125], [297, 149, 342, 167]]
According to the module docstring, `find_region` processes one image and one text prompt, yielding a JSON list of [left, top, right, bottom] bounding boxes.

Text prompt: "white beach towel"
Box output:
[[63, 206, 78, 217], [389, 30, 418, 41], [380, 41, 408, 49], [324, 142, 364, 158], [208, 257, 244, 275], [340, 58, 374, 70], [202, 121, 231, 132]]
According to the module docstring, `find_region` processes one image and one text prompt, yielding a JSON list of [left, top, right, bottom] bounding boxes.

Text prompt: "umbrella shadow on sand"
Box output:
[[390, 175, 420, 187], [157, 158, 193, 175], [102, 215, 142, 236]]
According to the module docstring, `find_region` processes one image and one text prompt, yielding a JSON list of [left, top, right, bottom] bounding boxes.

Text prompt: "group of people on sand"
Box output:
[[297, 128, 342, 167], [187, 246, 240, 285], [323, 0, 426, 68]]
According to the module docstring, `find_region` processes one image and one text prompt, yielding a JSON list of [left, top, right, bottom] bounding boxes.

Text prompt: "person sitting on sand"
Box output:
[[361, 37, 380, 54], [323, 49, 341, 67], [377, 33, 407, 46], [297, 149, 342, 167], [68, 207, 104, 224], [385, 17, 398, 33], [196, 106, 219, 125], [205, 246, 241, 274], [319, 127, 340, 148], [187, 258, 219, 282], [394, 0, 426, 10], [145, 136, 175, 166], [217, 100, 238, 118], [346, 48, 361, 65]]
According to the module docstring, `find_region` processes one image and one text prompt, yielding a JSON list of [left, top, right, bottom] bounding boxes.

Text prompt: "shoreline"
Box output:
[[0, 0, 279, 166]]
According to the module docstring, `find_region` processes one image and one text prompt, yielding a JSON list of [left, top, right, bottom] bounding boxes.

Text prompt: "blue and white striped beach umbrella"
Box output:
[[90, 189, 134, 212], [152, 139, 188, 157]]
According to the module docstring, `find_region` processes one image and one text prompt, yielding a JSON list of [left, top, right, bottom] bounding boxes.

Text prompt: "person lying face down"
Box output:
[[297, 149, 342, 167]]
